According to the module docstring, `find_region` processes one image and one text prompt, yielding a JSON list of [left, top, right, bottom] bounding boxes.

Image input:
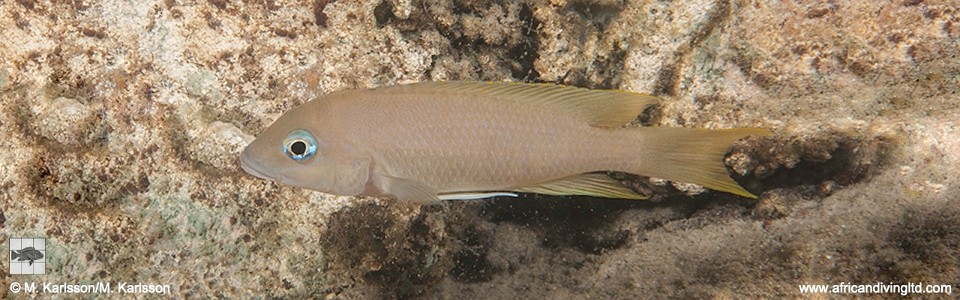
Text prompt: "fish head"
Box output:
[[240, 101, 371, 196]]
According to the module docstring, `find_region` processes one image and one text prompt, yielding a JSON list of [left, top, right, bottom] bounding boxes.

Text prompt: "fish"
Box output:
[[240, 81, 771, 202], [12, 247, 44, 265]]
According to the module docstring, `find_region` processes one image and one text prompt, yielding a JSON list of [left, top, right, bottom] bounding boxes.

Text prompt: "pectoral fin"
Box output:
[[512, 173, 647, 200], [375, 174, 440, 203]]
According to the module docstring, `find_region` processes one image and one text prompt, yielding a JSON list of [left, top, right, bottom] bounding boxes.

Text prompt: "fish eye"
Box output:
[[282, 129, 317, 161]]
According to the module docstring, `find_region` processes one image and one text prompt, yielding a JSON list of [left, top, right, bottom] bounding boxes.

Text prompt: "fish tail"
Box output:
[[11, 250, 19, 259], [630, 127, 771, 198]]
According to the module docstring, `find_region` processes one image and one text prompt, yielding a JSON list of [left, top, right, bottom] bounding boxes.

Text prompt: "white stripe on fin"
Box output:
[[439, 192, 519, 201]]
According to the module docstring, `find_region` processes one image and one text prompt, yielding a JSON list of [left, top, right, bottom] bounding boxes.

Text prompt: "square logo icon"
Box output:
[[10, 238, 46, 275]]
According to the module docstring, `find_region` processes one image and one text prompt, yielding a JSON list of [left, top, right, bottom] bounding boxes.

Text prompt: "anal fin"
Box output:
[[512, 173, 647, 200]]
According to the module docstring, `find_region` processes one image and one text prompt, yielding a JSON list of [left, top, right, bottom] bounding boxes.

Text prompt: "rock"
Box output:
[[190, 121, 253, 171], [0, 0, 957, 298], [29, 97, 93, 146]]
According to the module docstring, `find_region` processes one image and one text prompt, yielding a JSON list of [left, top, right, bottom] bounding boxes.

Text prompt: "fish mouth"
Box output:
[[239, 152, 271, 181]]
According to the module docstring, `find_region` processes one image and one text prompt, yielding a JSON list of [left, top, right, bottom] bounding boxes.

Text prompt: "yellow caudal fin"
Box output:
[[631, 127, 772, 198]]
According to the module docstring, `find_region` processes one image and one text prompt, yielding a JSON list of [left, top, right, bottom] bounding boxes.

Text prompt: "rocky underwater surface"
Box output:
[[1, 0, 958, 298]]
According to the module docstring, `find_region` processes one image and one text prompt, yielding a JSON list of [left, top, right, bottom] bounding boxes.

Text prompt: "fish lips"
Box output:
[[239, 151, 272, 181], [240, 146, 308, 188]]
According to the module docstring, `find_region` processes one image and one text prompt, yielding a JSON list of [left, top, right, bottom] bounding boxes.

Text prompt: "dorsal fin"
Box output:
[[382, 81, 660, 128], [511, 173, 647, 200]]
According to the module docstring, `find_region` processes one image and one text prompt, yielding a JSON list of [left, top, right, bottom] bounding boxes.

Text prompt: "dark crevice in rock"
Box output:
[[731, 45, 778, 91], [653, 60, 680, 96], [596, 44, 628, 89], [320, 202, 452, 298], [655, 0, 731, 96], [449, 222, 495, 282], [689, 0, 730, 48], [374, 0, 542, 82], [313, 0, 332, 27], [566, 0, 625, 28], [728, 133, 895, 197], [480, 196, 648, 253], [509, 3, 540, 81], [552, 0, 627, 87], [880, 203, 960, 281], [373, 0, 394, 28]]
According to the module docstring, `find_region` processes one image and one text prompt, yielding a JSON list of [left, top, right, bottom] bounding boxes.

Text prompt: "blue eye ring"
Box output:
[[282, 129, 317, 161]]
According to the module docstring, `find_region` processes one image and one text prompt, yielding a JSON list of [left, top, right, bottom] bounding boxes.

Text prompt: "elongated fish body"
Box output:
[[342, 87, 634, 192], [241, 81, 770, 202]]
